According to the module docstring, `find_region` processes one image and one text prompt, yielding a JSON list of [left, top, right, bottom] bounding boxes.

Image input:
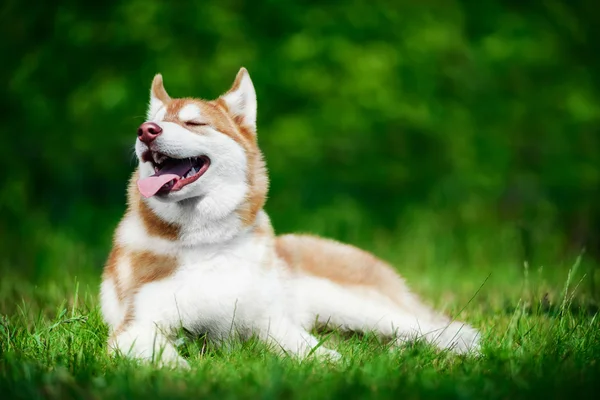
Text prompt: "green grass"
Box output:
[[1, 252, 599, 400]]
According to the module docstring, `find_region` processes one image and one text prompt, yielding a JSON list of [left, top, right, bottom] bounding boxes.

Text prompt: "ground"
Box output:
[[1, 250, 599, 400]]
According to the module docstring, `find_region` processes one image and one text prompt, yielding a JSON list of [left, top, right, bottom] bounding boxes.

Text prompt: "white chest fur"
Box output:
[[130, 230, 291, 341]]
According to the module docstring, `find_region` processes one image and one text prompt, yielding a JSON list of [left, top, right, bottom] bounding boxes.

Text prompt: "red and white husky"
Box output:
[[100, 68, 480, 367]]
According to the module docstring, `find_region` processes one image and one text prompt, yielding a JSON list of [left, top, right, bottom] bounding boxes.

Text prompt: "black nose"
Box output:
[[137, 122, 163, 144]]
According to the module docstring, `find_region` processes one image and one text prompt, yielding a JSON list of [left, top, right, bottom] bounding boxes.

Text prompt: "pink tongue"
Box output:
[[137, 159, 193, 198], [137, 174, 180, 198]]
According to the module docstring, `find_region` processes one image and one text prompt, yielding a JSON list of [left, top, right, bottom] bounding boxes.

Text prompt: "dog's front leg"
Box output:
[[258, 319, 341, 361], [108, 322, 189, 368]]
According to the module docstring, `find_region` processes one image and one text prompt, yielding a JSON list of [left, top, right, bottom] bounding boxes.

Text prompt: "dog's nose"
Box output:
[[137, 122, 163, 144]]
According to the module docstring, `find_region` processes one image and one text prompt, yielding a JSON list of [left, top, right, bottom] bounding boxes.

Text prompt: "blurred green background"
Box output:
[[1, 0, 599, 281]]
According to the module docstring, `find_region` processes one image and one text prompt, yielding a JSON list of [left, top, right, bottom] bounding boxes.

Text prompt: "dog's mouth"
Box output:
[[137, 151, 211, 198]]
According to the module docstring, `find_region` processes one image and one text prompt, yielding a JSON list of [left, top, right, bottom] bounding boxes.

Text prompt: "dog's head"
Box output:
[[134, 68, 268, 226]]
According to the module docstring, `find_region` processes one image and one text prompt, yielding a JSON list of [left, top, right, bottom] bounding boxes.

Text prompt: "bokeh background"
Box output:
[[1, 0, 599, 284]]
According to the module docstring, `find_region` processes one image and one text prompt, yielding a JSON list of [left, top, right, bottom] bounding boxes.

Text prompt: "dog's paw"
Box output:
[[156, 354, 191, 369], [433, 321, 481, 355], [312, 347, 342, 362]]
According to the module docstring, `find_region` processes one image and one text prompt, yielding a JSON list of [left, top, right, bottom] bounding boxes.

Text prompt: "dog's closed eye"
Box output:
[[185, 121, 209, 127]]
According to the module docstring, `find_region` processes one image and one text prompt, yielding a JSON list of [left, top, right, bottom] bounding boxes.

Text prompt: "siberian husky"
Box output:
[[100, 68, 480, 367]]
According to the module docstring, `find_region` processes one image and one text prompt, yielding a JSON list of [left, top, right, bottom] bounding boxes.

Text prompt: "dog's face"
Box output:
[[134, 68, 267, 224]]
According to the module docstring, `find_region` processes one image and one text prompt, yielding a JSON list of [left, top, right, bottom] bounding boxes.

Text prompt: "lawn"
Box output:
[[1, 249, 599, 400]]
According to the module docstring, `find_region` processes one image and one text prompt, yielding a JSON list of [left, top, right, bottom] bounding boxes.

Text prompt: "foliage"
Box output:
[[1, 0, 599, 274]]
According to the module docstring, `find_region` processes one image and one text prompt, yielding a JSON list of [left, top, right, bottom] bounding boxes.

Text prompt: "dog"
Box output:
[[100, 68, 480, 367]]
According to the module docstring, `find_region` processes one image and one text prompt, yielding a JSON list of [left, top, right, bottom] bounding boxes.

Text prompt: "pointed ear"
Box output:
[[221, 68, 257, 133], [147, 74, 171, 120]]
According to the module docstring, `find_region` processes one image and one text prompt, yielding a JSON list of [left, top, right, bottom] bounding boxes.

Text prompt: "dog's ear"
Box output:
[[147, 74, 171, 120], [220, 67, 257, 134]]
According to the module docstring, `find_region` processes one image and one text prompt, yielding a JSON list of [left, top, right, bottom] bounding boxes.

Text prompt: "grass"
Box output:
[[1, 248, 599, 400]]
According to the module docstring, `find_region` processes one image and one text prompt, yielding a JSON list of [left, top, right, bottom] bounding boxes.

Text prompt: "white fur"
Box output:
[[154, 107, 167, 122], [117, 216, 179, 255], [295, 276, 479, 353], [177, 104, 202, 122], [148, 95, 166, 121], [100, 279, 125, 331], [222, 69, 257, 132]]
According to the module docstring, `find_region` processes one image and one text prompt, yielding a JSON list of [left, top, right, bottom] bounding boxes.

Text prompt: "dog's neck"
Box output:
[[136, 194, 266, 248]]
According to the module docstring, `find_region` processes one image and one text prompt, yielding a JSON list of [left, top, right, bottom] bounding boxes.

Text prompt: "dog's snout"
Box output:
[[138, 122, 163, 144]]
